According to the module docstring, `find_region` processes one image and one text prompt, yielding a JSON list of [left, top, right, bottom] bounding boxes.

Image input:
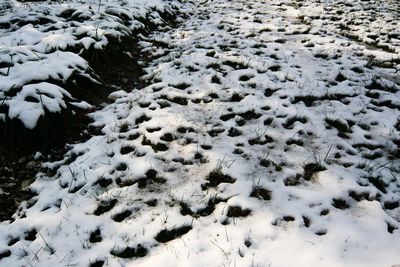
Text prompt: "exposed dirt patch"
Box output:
[[94, 199, 118, 216], [202, 169, 236, 189], [250, 186, 272, 201], [155, 225, 192, 243], [89, 229, 102, 243], [110, 244, 148, 258], [180, 197, 227, 217], [112, 210, 133, 222], [302, 216, 311, 227], [0, 249, 11, 261], [89, 260, 105, 267], [227, 206, 251, 217], [0, 153, 37, 221], [332, 198, 350, 210], [303, 163, 326, 181], [136, 169, 167, 189]]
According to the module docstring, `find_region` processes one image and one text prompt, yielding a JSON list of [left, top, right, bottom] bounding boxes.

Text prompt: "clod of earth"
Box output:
[[24, 229, 37, 241], [89, 260, 105, 267], [315, 229, 327, 236], [0, 250, 11, 261], [303, 163, 326, 181], [94, 199, 118, 215], [89, 229, 102, 243], [250, 186, 272, 201], [180, 197, 227, 217], [227, 206, 251, 217], [110, 244, 148, 258], [386, 223, 398, 234], [320, 209, 330, 216], [348, 190, 372, 202], [155, 225, 192, 243], [302, 216, 311, 227], [95, 177, 113, 188], [202, 169, 236, 189], [332, 198, 350, 210], [112, 210, 132, 222]]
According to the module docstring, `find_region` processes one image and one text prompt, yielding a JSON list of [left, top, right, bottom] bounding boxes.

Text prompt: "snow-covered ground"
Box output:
[[1, 0, 400, 266], [0, 0, 179, 129]]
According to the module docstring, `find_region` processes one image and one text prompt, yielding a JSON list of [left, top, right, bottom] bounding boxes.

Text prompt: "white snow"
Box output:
[[0, 0, 400, 267]]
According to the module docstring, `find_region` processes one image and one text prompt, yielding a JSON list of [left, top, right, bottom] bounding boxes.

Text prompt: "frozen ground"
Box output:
[[1, 0, 400, 266]]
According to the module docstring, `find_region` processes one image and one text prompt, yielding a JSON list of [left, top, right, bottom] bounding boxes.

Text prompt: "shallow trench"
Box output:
[[0, 8, 183, 222]]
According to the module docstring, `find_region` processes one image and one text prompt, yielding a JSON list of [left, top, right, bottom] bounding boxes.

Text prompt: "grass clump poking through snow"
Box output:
[[202, 166, 236, 189]]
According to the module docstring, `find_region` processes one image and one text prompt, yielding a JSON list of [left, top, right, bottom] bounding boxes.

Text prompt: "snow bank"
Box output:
[[0, 0, 181, 130]]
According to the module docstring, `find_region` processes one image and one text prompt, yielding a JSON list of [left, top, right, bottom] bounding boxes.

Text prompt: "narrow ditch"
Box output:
[[0, 7, 184, 221]]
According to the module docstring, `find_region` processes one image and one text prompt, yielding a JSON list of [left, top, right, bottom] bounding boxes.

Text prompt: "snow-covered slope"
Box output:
[[0, 0, 180, 129], [1, 0, 400, 266]]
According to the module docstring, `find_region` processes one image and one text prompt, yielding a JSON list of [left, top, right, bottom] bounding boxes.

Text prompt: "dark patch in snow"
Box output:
[[89, 229, 102, 243], [227, 206, 251, 218], [94, 199, 118, 216], [155, 225, 192, 243], [202, 169, 236, 189], [112, 210, 132, 222], [0, 250, 11, 261], [250, 187, 272, 201], [110, 244, 148, 258]]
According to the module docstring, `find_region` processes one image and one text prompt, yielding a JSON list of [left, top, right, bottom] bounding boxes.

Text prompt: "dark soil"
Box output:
[[303, 163, 326, 181], [89, 260, 105, 267], [110, 244, 148, 258], [93, 199, 118, 215], [227, 206, 251, 217], [387, 222, 397, 234], [331, 198, 350, 210], [0, 152, 37, 221], [367, 176, 388, 193], [384, 201, 399, 210], [0, 250, 11, 261], [136, 169, 167, 189], [155, 225, 192, 243], [0, 9, 181, 222], [180, 197, 227, 217], [89, 229, 102, 243], [202, 169, 236, 189], [302, 216, 311, 227], [112, 210, 132, 222], [348, 190, 371, 202], [250, 186, 272, 201]]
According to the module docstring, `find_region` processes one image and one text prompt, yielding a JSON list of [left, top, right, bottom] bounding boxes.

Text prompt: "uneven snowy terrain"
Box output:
[[0, 0, 180, 146], [1, 0, 400, 266]]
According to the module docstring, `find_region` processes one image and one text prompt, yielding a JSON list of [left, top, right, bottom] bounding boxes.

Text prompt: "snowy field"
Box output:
[[1, 0, 400, 266]]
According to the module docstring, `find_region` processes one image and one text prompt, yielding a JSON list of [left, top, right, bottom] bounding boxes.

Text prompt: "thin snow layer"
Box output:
[[0, 0, 180, 128], [1, 0, 400, 266]]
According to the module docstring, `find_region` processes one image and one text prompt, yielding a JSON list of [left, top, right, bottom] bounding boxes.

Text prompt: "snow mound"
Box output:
[[0, 0, 181, 129]]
